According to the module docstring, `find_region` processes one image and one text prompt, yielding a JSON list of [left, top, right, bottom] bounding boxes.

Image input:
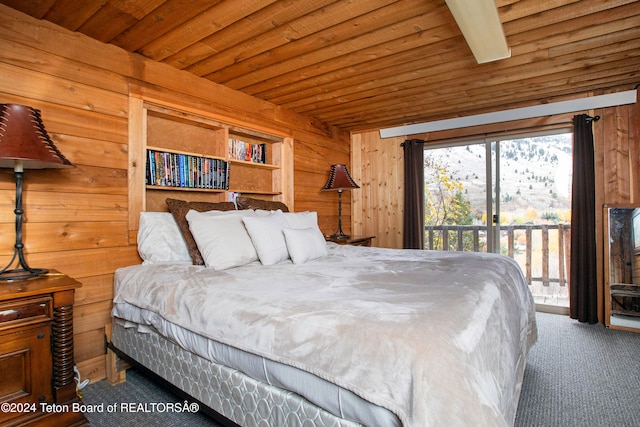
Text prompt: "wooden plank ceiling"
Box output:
[[2, 0, 639, 132]]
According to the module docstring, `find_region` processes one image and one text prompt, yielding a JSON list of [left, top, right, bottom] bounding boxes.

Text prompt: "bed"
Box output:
[[110, 197, 537, 427]]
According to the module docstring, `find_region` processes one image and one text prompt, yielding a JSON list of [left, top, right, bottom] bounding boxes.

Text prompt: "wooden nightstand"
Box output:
[[325, 235, 375, 247], [0, 271, 87, 427]]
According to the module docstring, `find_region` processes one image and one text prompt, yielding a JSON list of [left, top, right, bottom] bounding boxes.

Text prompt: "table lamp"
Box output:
[[321, 164, 359, 240], [0, 104, 73, 281]]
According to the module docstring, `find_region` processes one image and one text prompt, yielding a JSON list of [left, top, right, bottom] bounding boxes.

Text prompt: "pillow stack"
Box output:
[[137, 198, 328, 270], [243, 210, 328, 266]]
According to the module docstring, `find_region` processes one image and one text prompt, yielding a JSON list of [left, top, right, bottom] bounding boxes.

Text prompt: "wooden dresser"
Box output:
[[0, 272, 87, 426]]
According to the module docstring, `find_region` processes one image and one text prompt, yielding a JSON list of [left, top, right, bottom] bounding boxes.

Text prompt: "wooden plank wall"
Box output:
[[294, 132, 352, 235], [0, 5, 349, 384], [351, 133, 405, 248], [596, 96, 640, 205], [595, 94, 640, 321], [352, 96, 640, 324]]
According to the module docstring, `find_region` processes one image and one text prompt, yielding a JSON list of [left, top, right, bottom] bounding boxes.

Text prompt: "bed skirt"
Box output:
[[110, 321, 363, 427]]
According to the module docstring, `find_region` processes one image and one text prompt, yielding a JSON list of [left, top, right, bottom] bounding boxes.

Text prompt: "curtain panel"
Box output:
[[402, 139, 425, 249], [570, 114, 599, 323]]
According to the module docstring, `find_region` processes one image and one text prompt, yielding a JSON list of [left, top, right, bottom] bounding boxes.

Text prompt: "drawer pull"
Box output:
[[38, 332, 45, 339]]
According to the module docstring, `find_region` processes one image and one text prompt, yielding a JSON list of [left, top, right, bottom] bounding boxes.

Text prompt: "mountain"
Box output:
[[425, 133, 573, 224]]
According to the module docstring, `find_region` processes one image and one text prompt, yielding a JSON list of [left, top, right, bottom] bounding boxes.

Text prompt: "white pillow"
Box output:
[[283, 211, 320, 229], [137, 212, 191, 264], [254, 209, 274, 217], [283, 228, 328, 264], [242, 211, 290, 265], [186, 209, 258, 270], [196, 208, 255, 217]]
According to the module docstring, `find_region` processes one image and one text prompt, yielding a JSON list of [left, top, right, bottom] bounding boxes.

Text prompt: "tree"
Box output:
[[525, 207, 539, 222], [424, 156, 472, 226], [448, 190, 473, 225], [424, 155, 474, 250]]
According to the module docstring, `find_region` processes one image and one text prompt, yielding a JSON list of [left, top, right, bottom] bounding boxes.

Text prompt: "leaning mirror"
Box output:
[[605, 206, 640, 331]]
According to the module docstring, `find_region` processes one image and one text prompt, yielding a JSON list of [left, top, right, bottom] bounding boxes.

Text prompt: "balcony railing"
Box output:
[[425, 224, 571, 305]]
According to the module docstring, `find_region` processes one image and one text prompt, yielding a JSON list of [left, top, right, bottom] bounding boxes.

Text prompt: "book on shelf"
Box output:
[[228, 138, 266, 164], [146, 149, 229, 190]]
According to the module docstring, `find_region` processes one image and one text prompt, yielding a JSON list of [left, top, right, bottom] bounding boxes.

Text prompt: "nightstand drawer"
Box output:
[[326, 235, 375, 246], [347, 237, 373, 246], [0, 297, 52, 331]]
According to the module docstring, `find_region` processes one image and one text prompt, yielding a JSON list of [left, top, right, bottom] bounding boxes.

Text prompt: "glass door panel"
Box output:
[[424, 142, 488, 252], [424, 131, 572, 309], [493, 133, 572, 308]]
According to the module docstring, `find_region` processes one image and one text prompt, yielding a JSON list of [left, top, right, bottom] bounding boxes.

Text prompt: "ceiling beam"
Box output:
[[445, 0, 511, 64]]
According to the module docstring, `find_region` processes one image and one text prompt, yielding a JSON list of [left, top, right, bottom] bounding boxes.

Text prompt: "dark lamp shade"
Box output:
[[0, 104, 72, 169], [321, 164, 359, 191]]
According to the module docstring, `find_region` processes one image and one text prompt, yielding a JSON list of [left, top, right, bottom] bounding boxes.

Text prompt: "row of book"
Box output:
[[228, 138, 266, 164], [146, 149, 229, 190]]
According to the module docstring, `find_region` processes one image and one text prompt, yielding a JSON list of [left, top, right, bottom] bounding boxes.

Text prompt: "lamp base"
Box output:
[[0, 267, 49, 281], [329, 231, 350, 240], [0, 168, 49, 282]]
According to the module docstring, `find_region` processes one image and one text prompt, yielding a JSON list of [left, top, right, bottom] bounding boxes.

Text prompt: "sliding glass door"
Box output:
[[424, 130, 572, 308]]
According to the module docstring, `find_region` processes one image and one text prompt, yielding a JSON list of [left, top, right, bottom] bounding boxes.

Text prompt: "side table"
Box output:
[[0, 271, 87, 426], [325, 235, 375, 247]]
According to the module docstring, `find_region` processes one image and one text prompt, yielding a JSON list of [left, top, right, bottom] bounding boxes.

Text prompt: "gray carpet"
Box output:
[[82, 368, 219, 426], [515, 312, 640, 427], [83, 312, 640, 426]]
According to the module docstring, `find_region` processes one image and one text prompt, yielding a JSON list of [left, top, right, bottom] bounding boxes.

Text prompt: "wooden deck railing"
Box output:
[[425, 224, 571, 288]]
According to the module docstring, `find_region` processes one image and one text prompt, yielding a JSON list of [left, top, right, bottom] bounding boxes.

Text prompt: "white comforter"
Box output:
[[113, 244, 536, 427]]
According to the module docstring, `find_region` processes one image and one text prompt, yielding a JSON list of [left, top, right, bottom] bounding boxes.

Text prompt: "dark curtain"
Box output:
[[402, 139, 424, 249], [570, 114, 598, 323]]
